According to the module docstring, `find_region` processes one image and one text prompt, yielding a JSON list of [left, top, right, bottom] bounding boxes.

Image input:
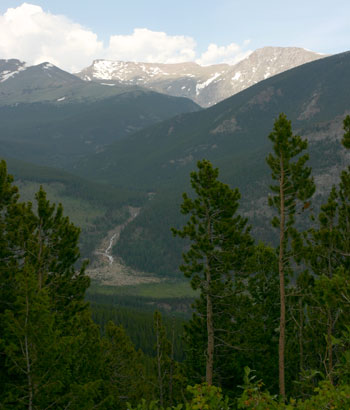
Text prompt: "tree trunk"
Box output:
[[169, 317, 175, 407], [206, 285, 214, 385], [279, 158, 286, 398], [155, 316, 164, 407], [37, 219, 43, 290], [25, 281, 33, 410], [206, 212, 214, 386], [299, 297, 304, 374], [327, 309, 333, 384]]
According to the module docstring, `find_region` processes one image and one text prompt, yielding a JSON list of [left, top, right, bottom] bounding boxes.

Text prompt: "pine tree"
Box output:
[[303, 171, 350, 384], [152, 311, 184, 407], [0, 160, 33, 400], [27, 186, 89, 322], [266, 113, 315, 397], [103, 321, 152, 408], [0, 163, 107, 408], [172, 159, 253, 386], [241, 243, 280, 392], [1, 265, 64, 409], [154, 311, 170, 407], [342, 114, 350, 148]]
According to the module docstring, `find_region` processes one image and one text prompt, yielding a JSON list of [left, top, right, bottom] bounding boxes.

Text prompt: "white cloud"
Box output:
[[0, 3, 252, 72], [107, 28, 196, 63], [197, 42, 252, 66], [0, 3, 103, 72]]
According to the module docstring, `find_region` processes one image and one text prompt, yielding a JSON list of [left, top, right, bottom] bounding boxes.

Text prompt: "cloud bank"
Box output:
[[0, 3, 251, 72], [196, 43, 252, 66]]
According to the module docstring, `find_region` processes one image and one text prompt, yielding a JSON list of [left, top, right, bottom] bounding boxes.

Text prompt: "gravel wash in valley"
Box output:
[[86, 206, 161, 286]]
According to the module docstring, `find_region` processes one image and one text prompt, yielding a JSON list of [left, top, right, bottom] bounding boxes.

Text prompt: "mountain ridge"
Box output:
[[0, 58, 140, 106], [75, 46, 327, 107], [72, 50, 350, 276]]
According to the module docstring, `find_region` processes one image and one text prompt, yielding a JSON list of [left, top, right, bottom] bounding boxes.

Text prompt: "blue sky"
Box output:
[[0, 1, 349, 71]]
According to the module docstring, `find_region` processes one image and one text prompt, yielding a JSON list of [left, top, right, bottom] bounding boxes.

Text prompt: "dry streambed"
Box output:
[[86, 206, 161, 286]]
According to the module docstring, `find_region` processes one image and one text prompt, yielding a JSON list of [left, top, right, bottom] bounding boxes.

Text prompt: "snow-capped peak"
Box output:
[[0, 60, 27, 83], [75, 47, 328, 107]]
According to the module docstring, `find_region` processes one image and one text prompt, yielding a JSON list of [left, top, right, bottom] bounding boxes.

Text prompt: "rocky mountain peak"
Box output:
[[0, 59, 27, 83], [75, 46, 327, 107]]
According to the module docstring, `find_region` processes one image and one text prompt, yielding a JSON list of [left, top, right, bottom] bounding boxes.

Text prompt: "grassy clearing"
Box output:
[[16, 180, 105, 228]]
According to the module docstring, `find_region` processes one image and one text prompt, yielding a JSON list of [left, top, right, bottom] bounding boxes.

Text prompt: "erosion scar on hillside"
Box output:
[[86, 206, 160, 286]]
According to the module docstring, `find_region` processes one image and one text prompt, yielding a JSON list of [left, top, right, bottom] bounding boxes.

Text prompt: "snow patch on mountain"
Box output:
[[196, 72, 221, 95], [76, 47, 328, 107], [232, 71, 241, 81], [0, 61, 27, 83], [43, 63, 54, 69]]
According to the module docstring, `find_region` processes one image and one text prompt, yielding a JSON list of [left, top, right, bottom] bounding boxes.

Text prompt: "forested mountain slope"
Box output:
[[0, 90, 200, 168], [4, 156, 145, 260], [75, 51, 350, 276]]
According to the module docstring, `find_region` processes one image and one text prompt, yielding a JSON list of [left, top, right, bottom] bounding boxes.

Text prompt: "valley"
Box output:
[[2, 49, 350, 296], [3, 2, 350, 407]]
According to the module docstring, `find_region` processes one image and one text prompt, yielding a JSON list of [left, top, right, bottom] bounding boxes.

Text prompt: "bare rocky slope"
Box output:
[[76, 47, 327, 107]]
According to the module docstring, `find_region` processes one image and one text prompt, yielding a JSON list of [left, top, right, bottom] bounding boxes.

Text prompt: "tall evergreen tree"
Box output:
[[0, 160, 33, 400], [1, 264, 65, 409], [27, 186, 89, 322], [266, 113, 315, 397], [302, 157, 350, 384], [172, 159, 253, 386], [0, 162, 107, 409], [103, 320, 152, 408], [342, 114, 350, 148]]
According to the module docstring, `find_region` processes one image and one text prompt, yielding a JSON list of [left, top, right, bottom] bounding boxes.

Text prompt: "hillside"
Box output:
[[74, 51, 350, 276], [76, 47, 326, 107], [0, 89, 200, 168], [0, 58, 134, 105], [4, 156, 146, 261]]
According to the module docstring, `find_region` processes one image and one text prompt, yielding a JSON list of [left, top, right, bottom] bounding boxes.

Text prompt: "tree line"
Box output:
[[2, 113, 350, 409]]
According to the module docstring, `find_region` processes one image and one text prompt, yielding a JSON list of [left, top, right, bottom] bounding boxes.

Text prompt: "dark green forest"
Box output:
[[2, 114, 350, 409]]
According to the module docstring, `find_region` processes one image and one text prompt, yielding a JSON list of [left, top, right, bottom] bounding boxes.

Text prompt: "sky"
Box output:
[[0, 1, 349, 72]]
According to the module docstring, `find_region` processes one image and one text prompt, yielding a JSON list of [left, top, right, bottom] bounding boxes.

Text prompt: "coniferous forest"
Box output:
[[2, 114, 350, 409]]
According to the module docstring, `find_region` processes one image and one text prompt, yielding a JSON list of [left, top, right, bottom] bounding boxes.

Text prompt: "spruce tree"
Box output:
[[342, 114, 350, 148], [303, 161, 350, 384], [172, 159, 253, 385], [103, 320, 151, 408], [28, 186, 89, 322], [0, 162, 107, 408], [266, 113, 315, 397], [1, 265, 64, 409], [0, 160, 33, 400]]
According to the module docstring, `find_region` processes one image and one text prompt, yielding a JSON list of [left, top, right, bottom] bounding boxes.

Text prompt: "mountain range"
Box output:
[[1, 47, 349, 280], [76, 47, 326, 107], [73, 50, 350, 276], [0, 58, 200, 168], [0, 58, 138, 106]]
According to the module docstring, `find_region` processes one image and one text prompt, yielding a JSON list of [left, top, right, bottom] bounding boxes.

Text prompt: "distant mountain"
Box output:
[[0, 58, 138, 106], [0, 59, 27, 82], [0, 89, 200, 168], [74, 51, 350, 277], [76, 47, 326, 107], [0, 58, 201, 168]]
